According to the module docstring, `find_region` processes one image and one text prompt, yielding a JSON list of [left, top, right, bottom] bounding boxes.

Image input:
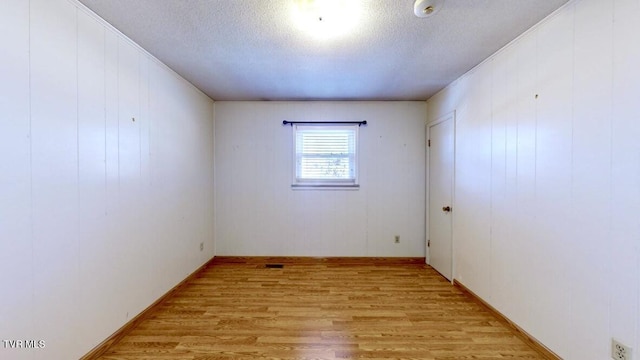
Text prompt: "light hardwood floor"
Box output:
[[97, 257, 546, 360]]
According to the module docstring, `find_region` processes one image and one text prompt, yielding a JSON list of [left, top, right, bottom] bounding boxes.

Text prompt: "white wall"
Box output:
[[215, 101, 425, 257], [427, 0, 640, 359], [0, 1, 215, 359]]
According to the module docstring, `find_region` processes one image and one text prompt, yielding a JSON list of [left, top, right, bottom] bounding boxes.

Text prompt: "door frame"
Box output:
[[426, 110, 456, 283]]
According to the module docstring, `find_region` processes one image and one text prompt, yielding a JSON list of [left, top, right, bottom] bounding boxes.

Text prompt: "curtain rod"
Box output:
[[282, 120, 367, 126]]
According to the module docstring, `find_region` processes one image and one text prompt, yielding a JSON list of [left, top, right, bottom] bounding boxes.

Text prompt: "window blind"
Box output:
[[294, 125, 357, 183]]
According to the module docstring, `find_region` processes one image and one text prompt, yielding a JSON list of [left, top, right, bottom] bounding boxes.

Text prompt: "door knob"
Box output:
[[442, 206, 451, 212]]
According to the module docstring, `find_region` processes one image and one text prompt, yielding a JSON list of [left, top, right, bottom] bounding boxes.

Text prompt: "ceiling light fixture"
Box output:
[[292, 0, 361, 40], [414, 0, 445, 18]]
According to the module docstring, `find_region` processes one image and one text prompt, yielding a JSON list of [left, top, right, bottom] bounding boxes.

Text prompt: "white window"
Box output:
[[292, 124, 359, 189]]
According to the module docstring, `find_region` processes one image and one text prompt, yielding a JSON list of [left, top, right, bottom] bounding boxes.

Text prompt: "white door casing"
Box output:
[[427, 113, 454, 281]]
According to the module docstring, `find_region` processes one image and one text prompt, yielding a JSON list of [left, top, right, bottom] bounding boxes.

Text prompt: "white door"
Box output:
[[428, 116, 454, 280]]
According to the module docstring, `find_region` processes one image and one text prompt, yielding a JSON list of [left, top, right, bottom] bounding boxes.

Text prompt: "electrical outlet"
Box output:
[[199, 242, 204, 251], [394, 235, 400, 243], [612, 339, 632, 360]]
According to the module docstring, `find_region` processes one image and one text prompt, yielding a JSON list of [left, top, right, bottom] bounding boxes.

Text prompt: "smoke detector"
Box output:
[[414, 0, 445, 18]]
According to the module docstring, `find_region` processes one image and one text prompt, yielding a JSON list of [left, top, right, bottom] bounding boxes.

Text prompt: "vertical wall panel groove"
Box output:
[[0, 2, 34, 359]]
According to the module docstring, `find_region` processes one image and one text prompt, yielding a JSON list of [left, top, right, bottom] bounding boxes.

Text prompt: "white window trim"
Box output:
[[291, 124, 360, 190]]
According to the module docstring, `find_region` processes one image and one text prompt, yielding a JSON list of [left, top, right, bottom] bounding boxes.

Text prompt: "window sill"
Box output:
[[291, 184, 360, 191]]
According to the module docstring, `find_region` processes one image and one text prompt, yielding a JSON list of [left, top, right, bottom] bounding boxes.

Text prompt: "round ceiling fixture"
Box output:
[[291, 0, 362, 40], [414, 0, 444, 18]]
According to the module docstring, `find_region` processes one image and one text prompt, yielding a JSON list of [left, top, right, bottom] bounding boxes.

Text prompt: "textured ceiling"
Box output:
[[77, 0, 569, 101]]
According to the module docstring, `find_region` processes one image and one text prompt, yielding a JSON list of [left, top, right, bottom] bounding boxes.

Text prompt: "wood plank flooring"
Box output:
[[97, 257, 545, 360]]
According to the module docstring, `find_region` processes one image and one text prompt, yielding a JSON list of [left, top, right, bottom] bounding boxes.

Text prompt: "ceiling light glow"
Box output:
[[292, 0, 362, 40]]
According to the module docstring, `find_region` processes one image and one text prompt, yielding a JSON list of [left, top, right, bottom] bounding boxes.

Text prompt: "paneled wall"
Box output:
[[215, 102, 426, 257], [427, 0, 640, 358], [0, 1, 215, 359]]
